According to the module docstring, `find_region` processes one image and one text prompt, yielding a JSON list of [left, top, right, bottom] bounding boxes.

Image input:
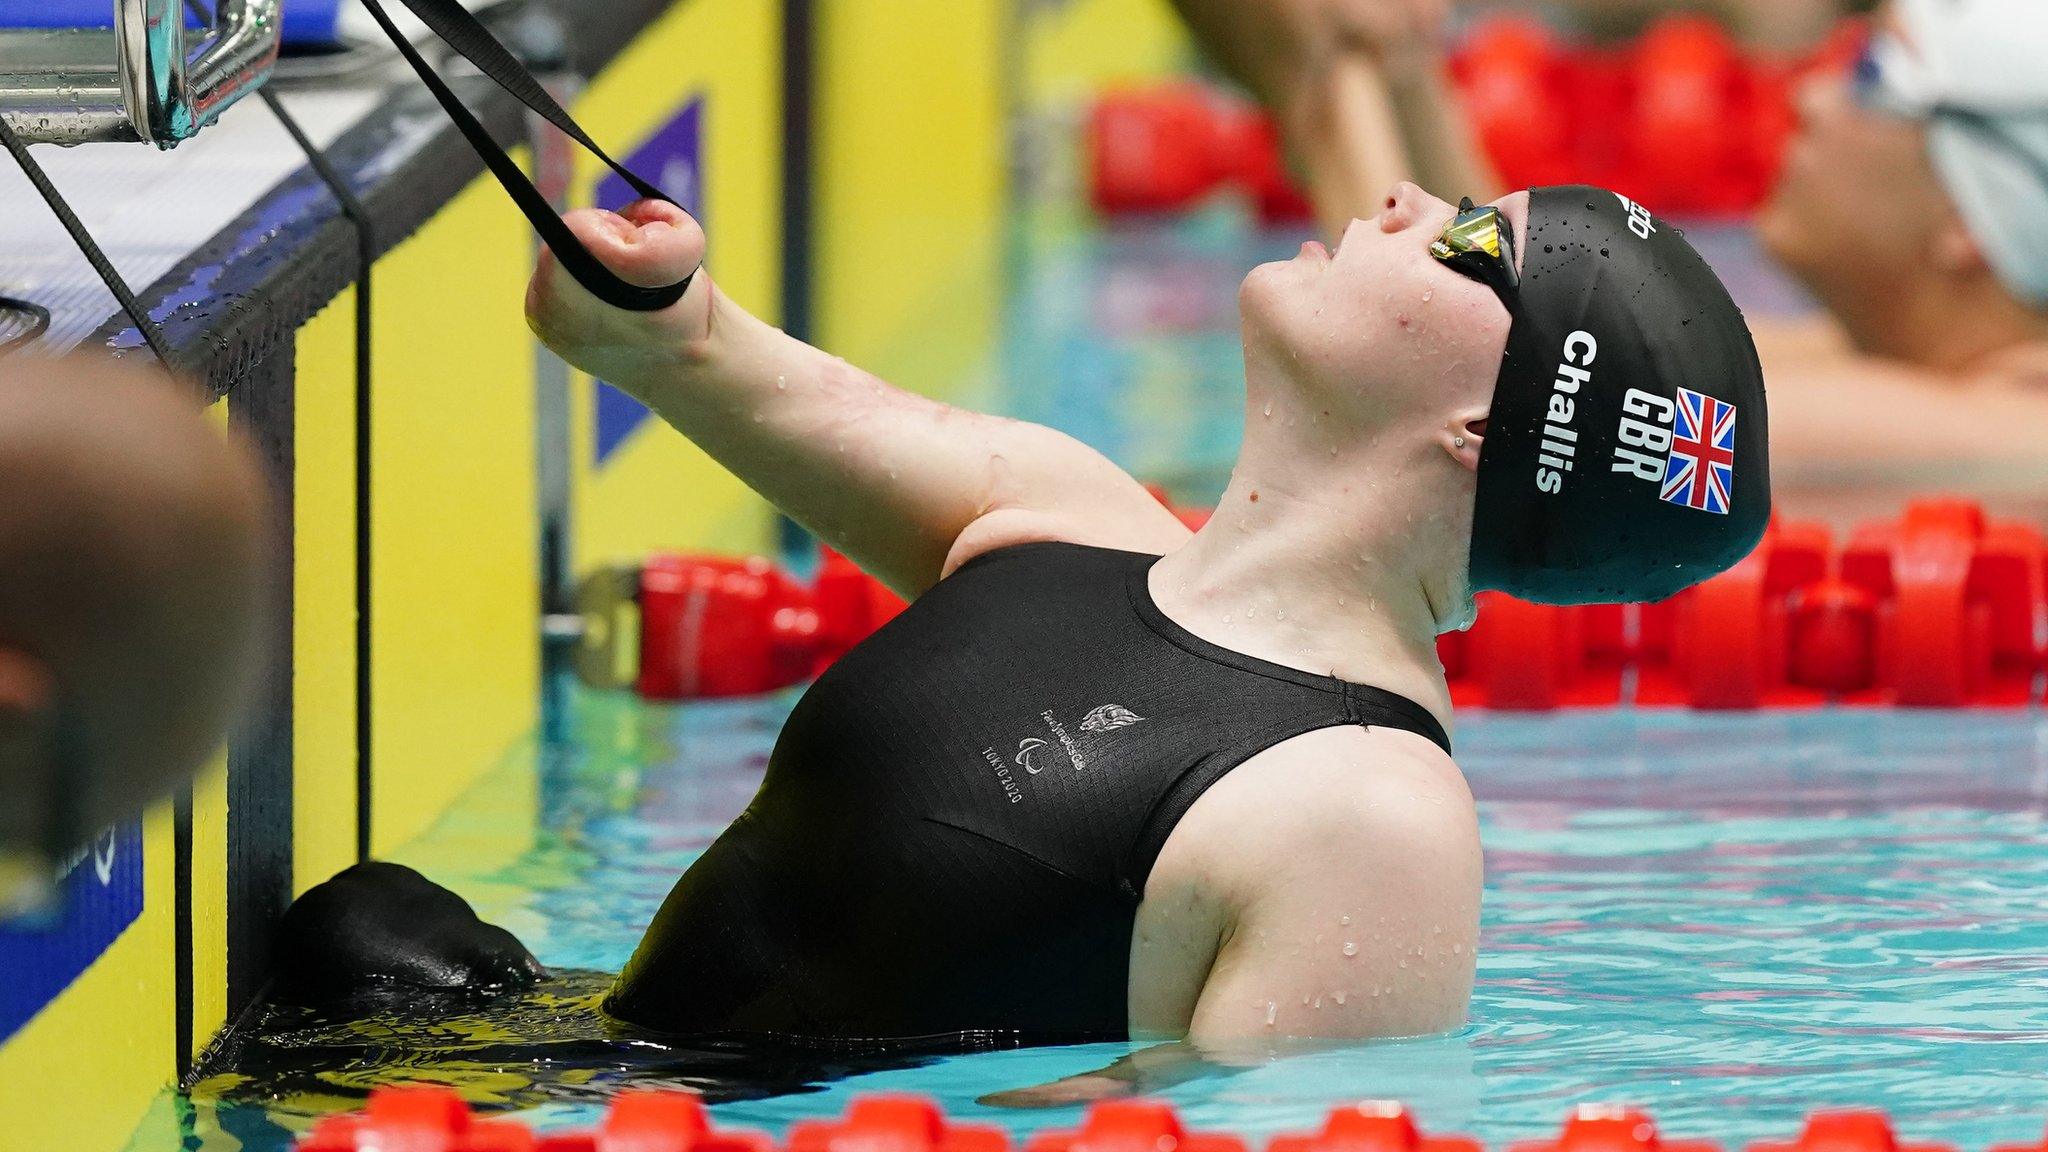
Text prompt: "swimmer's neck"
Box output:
[[1149, 455, 1458, 732], [1825, 266, 2048, 376]]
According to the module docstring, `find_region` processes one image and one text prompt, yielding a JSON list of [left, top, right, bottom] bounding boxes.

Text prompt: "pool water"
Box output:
[[189, 696, 2048, 1149], [177, 196, 2042, 1149]]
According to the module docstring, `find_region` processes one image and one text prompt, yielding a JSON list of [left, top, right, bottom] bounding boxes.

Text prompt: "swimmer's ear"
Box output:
[[1443, 413, 1487, 472], [1931, 215, 1993, 281]]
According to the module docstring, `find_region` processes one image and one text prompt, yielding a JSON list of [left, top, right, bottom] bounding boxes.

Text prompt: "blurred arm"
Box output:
[[1377, 54, 1503, 204], [1167, 0, 1316, 107], [1285, 54, 1413, 241], [1169, 0, 1501, 236]]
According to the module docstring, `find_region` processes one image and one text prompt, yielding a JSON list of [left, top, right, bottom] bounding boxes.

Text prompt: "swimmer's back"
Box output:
[[606, 541, 1457, 1043]]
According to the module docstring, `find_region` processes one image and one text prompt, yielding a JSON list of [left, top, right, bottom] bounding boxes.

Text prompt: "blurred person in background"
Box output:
[[1172, 0, 2048, 524], [1532, 0, 1873, 52], [0, 354, 269, 917]]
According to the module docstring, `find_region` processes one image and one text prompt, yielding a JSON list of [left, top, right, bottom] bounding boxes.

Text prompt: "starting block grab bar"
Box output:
[[0, 0, 280, 147]]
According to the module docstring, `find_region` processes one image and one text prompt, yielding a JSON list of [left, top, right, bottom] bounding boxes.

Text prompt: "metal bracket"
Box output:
[[0, 0, 280, 148]]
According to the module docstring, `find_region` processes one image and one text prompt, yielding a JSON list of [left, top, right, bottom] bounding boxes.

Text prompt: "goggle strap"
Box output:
[[358, 0, 696, 312]]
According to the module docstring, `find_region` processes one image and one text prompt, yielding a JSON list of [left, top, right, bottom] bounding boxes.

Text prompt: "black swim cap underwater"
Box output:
[[1468, 186, 1770, 605]]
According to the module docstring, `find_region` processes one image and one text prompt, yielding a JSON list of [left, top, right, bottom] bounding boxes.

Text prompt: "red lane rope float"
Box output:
[[1087, 15, 1872, 221], [300, 1087, 773, 1152], [1837, 500, 2046, 707], [1268, 1101, 1480, 1152], [297, 1092, 2014, 1152], [1633, 518, 1832, 709], [589, 496, 2046, 708], [1442, 498, 2045, 711], [1510, 1106, 1721, 1152], [611, 548, 905, 700], [789, 1096, 1007, 1152], [1748, 1111, 1956, 1152], [1023, 1099, 1247, 1152]]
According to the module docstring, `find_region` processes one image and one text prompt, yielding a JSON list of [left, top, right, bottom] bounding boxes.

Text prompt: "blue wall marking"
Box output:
[[594, 96, 705, 467], [0, 2, 346, 46], [0, 821, 145, 1041]]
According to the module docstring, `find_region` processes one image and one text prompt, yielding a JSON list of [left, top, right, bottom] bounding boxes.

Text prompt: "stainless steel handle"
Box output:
[[0, 0, 279, 147]]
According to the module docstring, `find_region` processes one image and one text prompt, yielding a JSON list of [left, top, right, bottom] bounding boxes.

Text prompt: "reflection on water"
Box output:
[[190, 969, 963, 1135]]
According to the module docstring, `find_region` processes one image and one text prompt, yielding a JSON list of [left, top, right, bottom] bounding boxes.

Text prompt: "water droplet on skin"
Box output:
[[752, 413, 764, 423], [776, 375, 787, 390], [1223, 614, 1232, 624], [1262, 402, 1273, 417], [1342, 942, 1359, 957], [1452, 944, 1463, 954], [1266, 1002, 1278, 1026], [889, 469, 899, 480], [1334, 991, 1347, 1005], [1421, 290, 1433, 302], [1399, 959, 1409, 968], [1246, 605, 1257, 619], [1302, 993, 1311, 1005], [1313, 995, 1323, 1009], [1371, 986, 1383, 998]]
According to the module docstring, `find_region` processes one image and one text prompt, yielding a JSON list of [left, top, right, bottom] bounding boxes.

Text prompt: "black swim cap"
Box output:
[[1468, 186, 1770, 605]]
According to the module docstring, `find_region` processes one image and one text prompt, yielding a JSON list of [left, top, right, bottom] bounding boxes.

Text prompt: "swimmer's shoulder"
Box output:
[[1133, 725, 1482, 1038], [940, 425, 1192, 578], [1154, 724, 1478, 900]]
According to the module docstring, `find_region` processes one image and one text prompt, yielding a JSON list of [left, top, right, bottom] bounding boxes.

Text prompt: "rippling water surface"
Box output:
[[187, 698, 2048, 1150]]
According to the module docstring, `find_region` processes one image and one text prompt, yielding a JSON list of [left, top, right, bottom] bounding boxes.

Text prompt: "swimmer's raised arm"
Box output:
[[525, 201, 1188, 597]]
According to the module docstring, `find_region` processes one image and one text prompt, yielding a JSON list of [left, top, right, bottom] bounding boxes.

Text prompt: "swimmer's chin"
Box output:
[[1235, 264, 1301, 349]]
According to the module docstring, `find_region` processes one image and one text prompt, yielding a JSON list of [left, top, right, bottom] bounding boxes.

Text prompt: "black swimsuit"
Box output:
[[606, 541, 1450, 1043]]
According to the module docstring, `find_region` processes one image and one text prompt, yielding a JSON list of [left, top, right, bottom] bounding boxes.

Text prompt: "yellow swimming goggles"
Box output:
[[1430, 197, 1520, 308]]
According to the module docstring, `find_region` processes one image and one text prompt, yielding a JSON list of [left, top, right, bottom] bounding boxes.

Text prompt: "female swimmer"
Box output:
[[524, 180, 1768, 1045]]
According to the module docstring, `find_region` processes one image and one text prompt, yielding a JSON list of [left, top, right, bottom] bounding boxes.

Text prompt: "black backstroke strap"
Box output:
[[358, 0, 695, 312]]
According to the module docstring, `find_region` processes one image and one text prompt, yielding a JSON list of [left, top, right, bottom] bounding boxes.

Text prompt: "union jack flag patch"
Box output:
[[1659, 387, 1736, 515]]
